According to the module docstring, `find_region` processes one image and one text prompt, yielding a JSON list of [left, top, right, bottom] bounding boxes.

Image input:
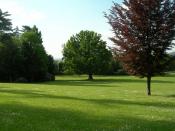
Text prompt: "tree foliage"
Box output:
[[106, 0, 175, 95], [47, 55, 56, 75], [0, 34, 23, 81], [0, 9, 21, 81], [20, 26, 49, 82], [0, 9, 12, 33], [63, 30, 112, 80]]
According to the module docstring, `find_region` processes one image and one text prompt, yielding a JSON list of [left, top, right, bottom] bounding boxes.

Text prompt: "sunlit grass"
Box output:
[[0, 74, 175, 131]]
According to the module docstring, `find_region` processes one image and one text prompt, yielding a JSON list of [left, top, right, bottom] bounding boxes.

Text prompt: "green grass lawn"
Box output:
[[0, 74, 175, 131]]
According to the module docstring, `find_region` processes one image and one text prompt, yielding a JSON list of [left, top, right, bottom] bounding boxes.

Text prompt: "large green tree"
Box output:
[[106, 0, 175, 95], [63, 30, 112, 80]]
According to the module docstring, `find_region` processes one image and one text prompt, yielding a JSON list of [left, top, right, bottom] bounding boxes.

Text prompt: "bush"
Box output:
[[115, 69, 128, 75], [44, 73, 55, 81], [15, 77, 28, 83]]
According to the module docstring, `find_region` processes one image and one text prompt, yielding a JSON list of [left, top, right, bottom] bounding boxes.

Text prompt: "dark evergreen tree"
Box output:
[[0, 34, 23, 82], [0, 9, 21, 82], [21, 26, 48, 82]]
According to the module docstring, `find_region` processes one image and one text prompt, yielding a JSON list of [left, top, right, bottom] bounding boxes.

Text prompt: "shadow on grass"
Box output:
[[166, 95, 175, 98], [0, 87, 175, 109], [164, 73, 175, 77], [40, 78, 174, 87], [0, 103, 175, 131], [1, 76, 173, 87]]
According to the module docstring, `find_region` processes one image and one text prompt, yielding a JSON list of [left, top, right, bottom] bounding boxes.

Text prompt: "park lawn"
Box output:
[[0, 74, 175, 131]]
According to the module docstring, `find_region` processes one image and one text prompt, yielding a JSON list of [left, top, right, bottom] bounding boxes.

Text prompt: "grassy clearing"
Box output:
[[0, 74, 175, 131]]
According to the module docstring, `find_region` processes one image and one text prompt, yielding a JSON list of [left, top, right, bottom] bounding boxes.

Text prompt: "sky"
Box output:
[[0, 0, 122, 59]]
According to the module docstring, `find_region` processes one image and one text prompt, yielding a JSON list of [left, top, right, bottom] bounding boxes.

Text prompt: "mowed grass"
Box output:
[[0, 74, 175, 131]]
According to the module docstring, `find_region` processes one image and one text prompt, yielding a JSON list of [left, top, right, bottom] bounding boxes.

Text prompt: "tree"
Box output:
[[21, 26, 48, 82], [166, 53, 175, 71], [63, 30, 112, 80], [0, 9, 12, 33], [106, 0, 175, 95], [0, 34, 23, 82], [47, 54, 56, 75], [54, 59, 64, 75], [0, 9, 55, 82], [0, 9, 22, 82]]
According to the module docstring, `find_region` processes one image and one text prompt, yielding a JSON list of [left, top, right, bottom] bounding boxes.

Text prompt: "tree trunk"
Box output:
[[147, 76, 151, 96], [88, 74, 93, 80]]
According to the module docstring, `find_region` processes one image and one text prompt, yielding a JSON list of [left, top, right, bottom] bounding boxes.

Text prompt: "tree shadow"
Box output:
[[0, 87, 45, 97], [0, 87, 174, 109], [166, 95, 175, 98], [40, 78, 174, 87], [0, 103, 174, 131], [1, 76, 173, 87], [164, 73, 175, 77]]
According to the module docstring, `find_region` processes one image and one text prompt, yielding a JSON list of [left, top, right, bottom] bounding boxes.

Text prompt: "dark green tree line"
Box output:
[[0, 9, 56, 82]]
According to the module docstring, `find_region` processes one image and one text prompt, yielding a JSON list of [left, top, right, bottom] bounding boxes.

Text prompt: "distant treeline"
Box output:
[[0, 9, 128, 82], [1, 8, 175, 82]]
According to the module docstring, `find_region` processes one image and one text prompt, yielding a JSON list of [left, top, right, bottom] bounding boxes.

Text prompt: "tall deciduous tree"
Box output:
[[106, 0, 175, 95], [63, 30, 112, 80]]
